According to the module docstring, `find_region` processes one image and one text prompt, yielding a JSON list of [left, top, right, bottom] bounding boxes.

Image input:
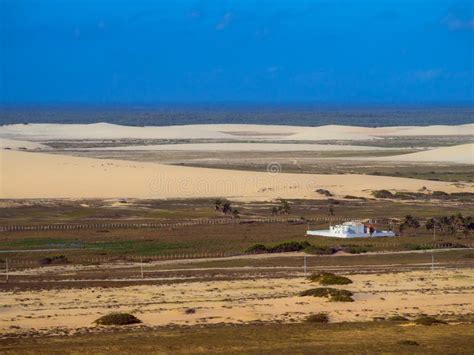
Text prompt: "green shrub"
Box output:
[[94, 313, 142, 326], [299, 287, 354, 302], [414, 315, 446, 326], [306, 313, 329, 323], [308, 272, 352, 285]]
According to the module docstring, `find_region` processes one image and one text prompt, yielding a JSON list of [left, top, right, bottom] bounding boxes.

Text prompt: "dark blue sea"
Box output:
[[0, 104, 473, 127]]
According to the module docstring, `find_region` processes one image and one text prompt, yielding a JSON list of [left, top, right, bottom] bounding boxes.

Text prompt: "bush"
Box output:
[[299, 287, 354, 302], [372, 190, 394, 198], [308, 272, 352, 285], [388, 315, 409, 322], [414, 315, 446, 326], [306, 313, 329, 323], [245, 244, 268, 254], [268, 241, 311, 253], [39, 255, 69, 266], [315, 189, 333, 197], [94, 313, 142, 326], [330, 294, 354, 302], [398, 340, 419, 346], [340, 245, 371, 254], [344, 195, 365, 200], [431, 191, 449, 198], [245, 241, 311, 254]]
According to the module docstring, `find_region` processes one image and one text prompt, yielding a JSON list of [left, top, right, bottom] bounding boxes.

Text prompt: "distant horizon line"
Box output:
[[1, 101, 474, 109]]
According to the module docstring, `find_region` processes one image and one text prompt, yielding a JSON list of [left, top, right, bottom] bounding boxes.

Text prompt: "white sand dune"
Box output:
[[1, 150, 470, 200], [1, 123, 472, 142], [376, 144, 474, 164], [74, 143, 397, 152]]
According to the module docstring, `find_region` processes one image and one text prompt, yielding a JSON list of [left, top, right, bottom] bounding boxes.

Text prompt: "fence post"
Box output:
[[5, 258, 9, 282]]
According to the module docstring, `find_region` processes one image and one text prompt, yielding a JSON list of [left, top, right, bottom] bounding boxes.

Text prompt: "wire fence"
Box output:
[[0, 216, 359, 233], [1, 242, 473, 270], [0, 251, 244, 269]]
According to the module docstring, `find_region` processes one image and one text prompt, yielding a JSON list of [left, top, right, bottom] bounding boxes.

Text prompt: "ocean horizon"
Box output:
[[0, 103, 473, 127]]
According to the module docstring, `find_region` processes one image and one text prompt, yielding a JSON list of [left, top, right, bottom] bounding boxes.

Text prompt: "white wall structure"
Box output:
[[307, 221, 395, 238]]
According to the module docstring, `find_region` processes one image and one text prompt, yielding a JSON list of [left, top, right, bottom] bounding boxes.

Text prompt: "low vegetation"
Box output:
[[39, 255, 69, 266], [214, 200, 239, 218], [6, 321, 474, 353], [315, 189, 333, 197], [388, 315, 409, 322], [343, 195, 366, 200], [414, 315, 446, 326], [245, 241, 310, 254], [372, 190, 474, 202], [308, 272, 352, 285], [306, 313, 329, 323], [271, 199, 291, 215], [304, 245, 336, 255], [299, 287, 354, 302], [247, 242, 374, 256], [398, 340, 420, 346], [94, 313, 142, 326], [340, 245, 372, 254]]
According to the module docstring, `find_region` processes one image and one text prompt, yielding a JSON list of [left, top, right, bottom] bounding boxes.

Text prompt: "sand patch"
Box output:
[[372, 144, 474, 164], [0, 269, 472, 334]]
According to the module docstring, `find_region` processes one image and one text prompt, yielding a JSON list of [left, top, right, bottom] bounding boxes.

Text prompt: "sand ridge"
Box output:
[[374, 143, 474, 164], [1, 150, 471, 199], [1, 123, 473, 141]]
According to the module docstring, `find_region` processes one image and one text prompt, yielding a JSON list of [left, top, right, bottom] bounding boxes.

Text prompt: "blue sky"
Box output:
[[1, 0, 473, 104]]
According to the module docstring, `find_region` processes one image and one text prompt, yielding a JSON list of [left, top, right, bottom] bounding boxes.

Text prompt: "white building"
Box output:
[[306, 221, 395, 238]]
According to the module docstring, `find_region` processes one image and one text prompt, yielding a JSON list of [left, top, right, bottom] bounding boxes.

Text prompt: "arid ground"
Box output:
[[1, 123, 473, 353]]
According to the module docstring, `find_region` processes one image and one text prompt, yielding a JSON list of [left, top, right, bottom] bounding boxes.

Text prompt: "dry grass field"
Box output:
[[2, 321, 474, 354]]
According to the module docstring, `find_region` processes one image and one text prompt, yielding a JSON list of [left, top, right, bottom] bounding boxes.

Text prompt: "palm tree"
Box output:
[[401, 215, 420, 236], [278, 199, 290, 214]]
